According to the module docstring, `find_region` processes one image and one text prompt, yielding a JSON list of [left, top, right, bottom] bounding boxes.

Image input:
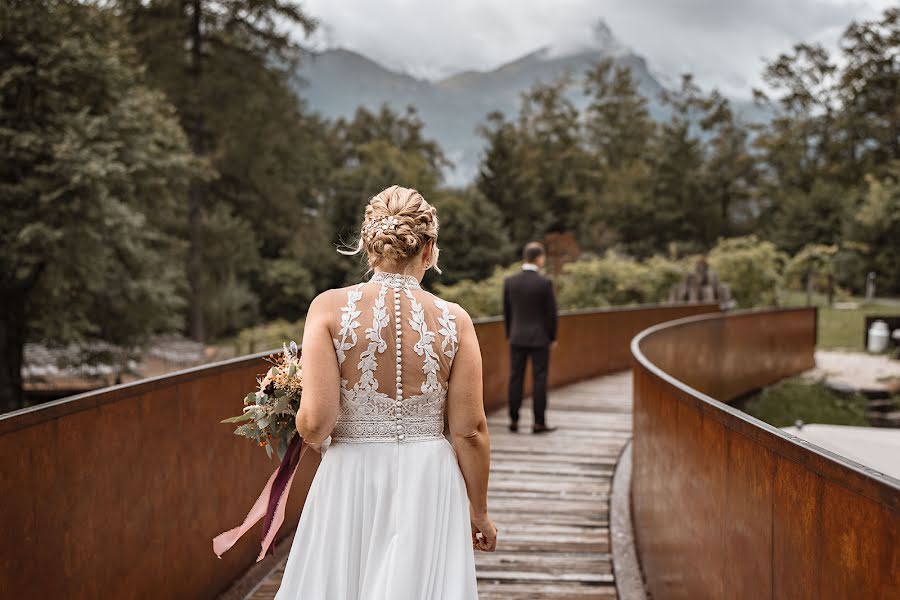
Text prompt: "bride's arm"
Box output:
[[447, 308, 497, 552], [295, 292, 341, 445]]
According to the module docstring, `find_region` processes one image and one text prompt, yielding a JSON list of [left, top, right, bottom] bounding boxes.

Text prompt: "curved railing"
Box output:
[[0, 302, 716, 599], [0, 351, 319, 599], [631, 308, 900, 599]]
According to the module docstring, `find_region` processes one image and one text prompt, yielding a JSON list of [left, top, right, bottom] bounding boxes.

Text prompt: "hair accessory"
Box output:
[[364, 216, 400, 235]]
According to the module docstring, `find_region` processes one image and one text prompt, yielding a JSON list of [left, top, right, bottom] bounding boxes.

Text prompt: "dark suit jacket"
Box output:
[[503, 269, 558, 347]]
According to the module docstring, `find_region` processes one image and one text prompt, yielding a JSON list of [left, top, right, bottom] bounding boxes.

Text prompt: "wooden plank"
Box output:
[[238, 372, 633, 600]]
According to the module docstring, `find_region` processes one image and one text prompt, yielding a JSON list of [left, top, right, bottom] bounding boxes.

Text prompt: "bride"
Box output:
[[275, 186, 497, 599]]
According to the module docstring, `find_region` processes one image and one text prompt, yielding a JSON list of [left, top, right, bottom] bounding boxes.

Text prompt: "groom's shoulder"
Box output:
[[504, 269, 524, 284]]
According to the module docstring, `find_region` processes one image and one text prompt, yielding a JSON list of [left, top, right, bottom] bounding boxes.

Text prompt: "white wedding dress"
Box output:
[[275, 273, 478, 599]]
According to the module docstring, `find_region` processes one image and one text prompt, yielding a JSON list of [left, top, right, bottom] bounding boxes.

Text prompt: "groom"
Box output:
[[503, 242, 558, 434]]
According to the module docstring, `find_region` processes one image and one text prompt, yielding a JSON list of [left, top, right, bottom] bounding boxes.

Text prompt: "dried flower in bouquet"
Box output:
[[214, 340, 310, 561], [221, 341, 302, 460]]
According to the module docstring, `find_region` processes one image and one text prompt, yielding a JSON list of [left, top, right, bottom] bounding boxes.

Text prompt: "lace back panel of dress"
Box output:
[[331, 276, 458, 443]]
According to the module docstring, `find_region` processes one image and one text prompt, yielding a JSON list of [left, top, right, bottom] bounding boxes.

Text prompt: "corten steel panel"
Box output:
[[773, 456, 822, 600], [723, 432, 774, 598], [819, 479, 899, 598], [692, 403, 727, 598], [0, 354, 318, 600], [631, 308, 900, 600], [0, 303, 717, 599], [472, 318, 510, 414]]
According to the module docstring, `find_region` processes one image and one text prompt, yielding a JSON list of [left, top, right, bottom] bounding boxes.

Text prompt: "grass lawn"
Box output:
[[817, 303, 900, 350], [780, 291, 900, 350], [742, 379, 868, 427]]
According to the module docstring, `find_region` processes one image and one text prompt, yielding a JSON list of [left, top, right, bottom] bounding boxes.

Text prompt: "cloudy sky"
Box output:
[[300, 0, 892, 98]]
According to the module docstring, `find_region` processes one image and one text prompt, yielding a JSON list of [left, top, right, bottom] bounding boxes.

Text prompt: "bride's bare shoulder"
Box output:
[[307, 286, 363, 317], [430, 294, 474, 330]]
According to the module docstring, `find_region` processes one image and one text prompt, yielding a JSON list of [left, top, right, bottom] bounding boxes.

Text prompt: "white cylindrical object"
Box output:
[[867, 320, 890, 353]]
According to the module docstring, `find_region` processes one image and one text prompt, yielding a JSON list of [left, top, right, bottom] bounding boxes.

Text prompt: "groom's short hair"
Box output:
[[523, 242, 545, 263]]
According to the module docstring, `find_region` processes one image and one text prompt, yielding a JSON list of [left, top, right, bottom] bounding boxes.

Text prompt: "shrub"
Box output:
[[707, 236, 786, 307], [434, 264, 520, 318], [743, 380, 868, 427], [784, 243, 837, 291], [437, 251, 687, 317], [557, 252, 675, 309]]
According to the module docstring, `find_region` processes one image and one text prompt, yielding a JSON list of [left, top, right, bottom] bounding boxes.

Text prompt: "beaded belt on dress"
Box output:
[[331, 415, 444, 443]]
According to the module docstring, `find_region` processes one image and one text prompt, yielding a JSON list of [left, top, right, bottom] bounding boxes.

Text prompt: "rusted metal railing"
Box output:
[[0, 303, 717, 598], [631, 308, 900, 599]]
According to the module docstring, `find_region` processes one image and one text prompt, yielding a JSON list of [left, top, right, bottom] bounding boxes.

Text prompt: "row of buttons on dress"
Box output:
[[393, 288, 405, 441]]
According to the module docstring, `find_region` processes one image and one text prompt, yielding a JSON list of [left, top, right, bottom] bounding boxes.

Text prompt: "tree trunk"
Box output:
[[0, 287, 27, 414], [827, 273, 834, 307], [805, 270, 813, 307], [187, 185, 204, 341], [186, 0, 205, 342]]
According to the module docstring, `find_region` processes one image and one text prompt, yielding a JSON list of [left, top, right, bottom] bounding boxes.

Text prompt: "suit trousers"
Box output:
[[508, 344, 550, 425]]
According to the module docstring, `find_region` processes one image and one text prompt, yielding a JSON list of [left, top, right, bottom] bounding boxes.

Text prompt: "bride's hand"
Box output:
[[470, 512, 497, 552], [305, 436, 330, 454]]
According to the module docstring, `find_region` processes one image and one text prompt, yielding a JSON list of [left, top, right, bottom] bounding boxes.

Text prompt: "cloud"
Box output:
[[299, 0, 891, 97]]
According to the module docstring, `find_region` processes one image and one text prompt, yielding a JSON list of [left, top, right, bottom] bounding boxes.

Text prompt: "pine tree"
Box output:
[[839, 8, 900, 179], [583, 59, 655, 170], [699, 93, 757, 237], [477, 111, 535, 244], [0, 1, 200, 411], [323, 106, 447, 287], [646, 75, 717, 252], [119, 0, 317, 340], [514, 78, 592, 244], [581, 59, 657, 252]]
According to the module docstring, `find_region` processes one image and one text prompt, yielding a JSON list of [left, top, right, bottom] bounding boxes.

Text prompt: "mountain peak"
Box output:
[[542, 18, 628, 60]]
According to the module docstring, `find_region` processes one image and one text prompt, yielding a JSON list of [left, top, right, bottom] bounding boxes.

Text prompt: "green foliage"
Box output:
[[434, 265, 520, 318], [198, 202, 261, 337], [427, 188, 514, 284], [699, 92, 757, 237], [766, 180, 848, 255], [120, 0, 320, 340], [477, 78, 593, 247], [5, 0, 899, 411], [556, 253, 683, 309], [473, 8, 899, 270], [259, 259, 316, 322], [323, 108, 448, 287], [784, 244, 838, 291], [647, 75, 720, 250], [847, 166, 900, 294], [0, 0, 201, 409], [476, 112, 536, 243], [436, 252, 685, 317], [437, 233, 824, 316], [743, 380, 868, 427], [583, 59, 655, 170], [707, 236, 786, 307], [580, 60, 657, 253]]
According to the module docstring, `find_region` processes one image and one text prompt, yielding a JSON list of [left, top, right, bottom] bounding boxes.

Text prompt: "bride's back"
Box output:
[[324, 273, 460, 444], [275, 186, 492, 599]]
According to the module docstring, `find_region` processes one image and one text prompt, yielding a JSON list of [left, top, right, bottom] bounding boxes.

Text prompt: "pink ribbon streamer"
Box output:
[[213, 436, 307, 562]]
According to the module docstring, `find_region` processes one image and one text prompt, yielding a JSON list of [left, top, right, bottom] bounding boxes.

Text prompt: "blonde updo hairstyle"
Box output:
[[341, 185, 441, 274]]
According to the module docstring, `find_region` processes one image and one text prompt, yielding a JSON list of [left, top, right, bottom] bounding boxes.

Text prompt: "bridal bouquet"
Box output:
[[213, 341, 310, 562], [222, 341, 303, 460]]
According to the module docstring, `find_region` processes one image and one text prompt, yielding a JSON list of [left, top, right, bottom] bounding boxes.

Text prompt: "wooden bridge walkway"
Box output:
[[241, 372, 632, 599]]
